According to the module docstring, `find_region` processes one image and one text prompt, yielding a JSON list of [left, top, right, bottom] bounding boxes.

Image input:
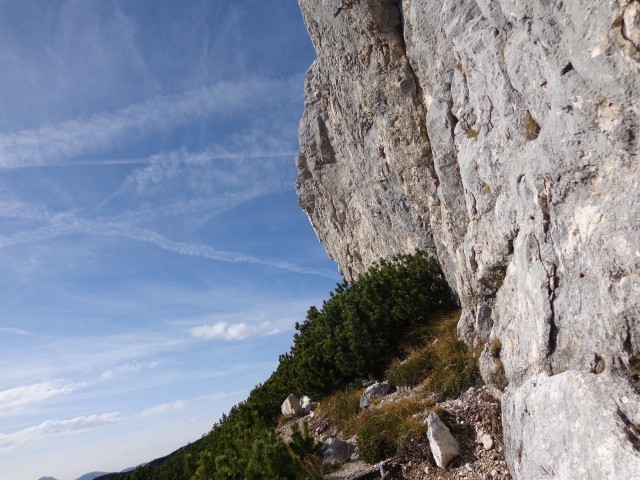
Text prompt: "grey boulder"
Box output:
[[322, 436, 356, 466], [360, 382, 392, 409]]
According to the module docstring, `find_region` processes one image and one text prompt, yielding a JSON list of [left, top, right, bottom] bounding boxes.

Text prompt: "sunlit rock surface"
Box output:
[[296, 0, 640, 477]]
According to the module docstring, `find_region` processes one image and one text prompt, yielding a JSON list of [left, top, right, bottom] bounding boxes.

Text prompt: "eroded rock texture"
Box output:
[[296, 0, 640, 478]]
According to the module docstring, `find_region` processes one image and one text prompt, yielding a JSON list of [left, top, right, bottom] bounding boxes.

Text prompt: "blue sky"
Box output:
[[0, 2, 339, 479]]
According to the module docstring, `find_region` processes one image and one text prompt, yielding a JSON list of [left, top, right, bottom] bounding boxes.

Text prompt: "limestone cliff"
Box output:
[[296, 0, 640, 478]]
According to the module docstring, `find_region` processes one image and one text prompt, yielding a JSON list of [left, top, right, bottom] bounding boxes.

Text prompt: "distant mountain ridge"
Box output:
[[38, 470, 121, 480], [93, 443, 196, 479], [75, 472, 109, 480]]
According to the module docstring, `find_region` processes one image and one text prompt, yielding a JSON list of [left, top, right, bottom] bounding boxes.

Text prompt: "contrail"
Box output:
[[0, 74, 303, 168], [1, 152, 299, 169], [0, 218, 338, 279]]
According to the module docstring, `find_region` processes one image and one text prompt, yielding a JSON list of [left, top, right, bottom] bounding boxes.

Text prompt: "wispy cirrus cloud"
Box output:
[[141, 391, 244, 417], [0, 331, 186, 389], [0, 197, 50, 221], [124, 148, 297, 197], [112, 185, 290, 225], [1, 158, 291, 228], [99, 361, 159, 381], [0, 381, 82, 416], [7, 151, 299, 170], [0, 412, 121, 452], [0, 75, 302, 169], [0, 327, 32, 336], [141, 400, 188, 417]]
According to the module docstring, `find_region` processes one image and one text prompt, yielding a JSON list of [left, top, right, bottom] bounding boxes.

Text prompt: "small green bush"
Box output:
[[289, 251, 454, 397], [357, 414, 398, 463], [289, 422, 323, 480]]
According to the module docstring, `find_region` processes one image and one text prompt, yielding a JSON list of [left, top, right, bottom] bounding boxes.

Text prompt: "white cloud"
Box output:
[[0, 327, 31, 336], [125, 148, 297, 197], [141, 400, 188, 417], [0, 197, 50, 221], [0, 381, 81, 415], [0, 76, 302, 168], [190, 321, 280, 341], [140, 390, 244, 417], [99, 361, 159, 381], [0, 412, 121, 452]]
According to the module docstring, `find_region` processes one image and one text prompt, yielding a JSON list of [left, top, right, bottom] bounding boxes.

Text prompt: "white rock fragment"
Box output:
[[360, 382, 392, 408], [300, 395, 317, 415], [427, 412, 460, 468], [281, 394, 303, 417], [477, 429, 494, 450]]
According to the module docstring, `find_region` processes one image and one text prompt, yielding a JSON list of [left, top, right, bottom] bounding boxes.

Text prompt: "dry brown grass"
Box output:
[[316, 386, 363, 435], [389, 308, 480, 398], [353, 396, 434, 463], [524, 110, 541, 140], [345, 308, 480, 462], [489, 337, 502, 357], [309, 308, 481, 465], [464, 126, 480, 140]]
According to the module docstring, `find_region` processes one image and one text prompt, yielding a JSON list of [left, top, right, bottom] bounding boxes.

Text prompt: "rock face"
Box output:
[[504, 371, 640, 479], [296, 0, 640, 477], [296, 0, 437, 281]]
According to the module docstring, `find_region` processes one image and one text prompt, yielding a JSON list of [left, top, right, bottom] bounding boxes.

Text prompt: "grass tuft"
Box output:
[[317, 386, 362, 435], [524, 110, 541, 140], [350, 309, 480, 463], [464, 126, 480, 139], [386, 309, 480, 398], [355, 397, 431, 463], [386, 348, 434, 388], [489, 337, 502, 357]]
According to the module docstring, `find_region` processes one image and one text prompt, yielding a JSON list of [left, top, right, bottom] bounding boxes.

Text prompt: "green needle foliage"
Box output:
[[287, 251, 453, 397]]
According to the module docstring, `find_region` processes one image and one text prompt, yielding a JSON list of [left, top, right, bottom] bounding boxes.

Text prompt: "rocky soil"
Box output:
[[278, 386, 511, 479]]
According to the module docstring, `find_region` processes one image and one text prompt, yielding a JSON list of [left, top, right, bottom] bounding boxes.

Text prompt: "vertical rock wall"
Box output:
[[296, 0, 437, 281], [296, 0, 640, 478]]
